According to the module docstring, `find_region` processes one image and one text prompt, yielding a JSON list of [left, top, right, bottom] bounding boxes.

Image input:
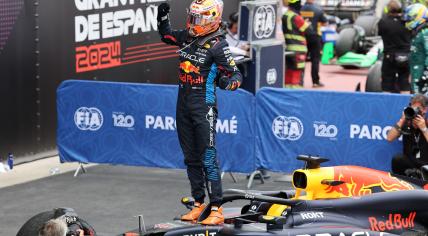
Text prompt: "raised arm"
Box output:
[[157, 3, 188, 46]]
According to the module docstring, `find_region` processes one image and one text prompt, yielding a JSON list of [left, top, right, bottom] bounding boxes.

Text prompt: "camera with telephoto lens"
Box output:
[[53, 208, 83, 236], [404, 106, 422, 120]]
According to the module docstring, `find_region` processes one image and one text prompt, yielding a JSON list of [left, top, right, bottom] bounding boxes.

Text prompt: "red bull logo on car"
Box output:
[[325, 166, 414, 197], [369, 212, 416, 231]]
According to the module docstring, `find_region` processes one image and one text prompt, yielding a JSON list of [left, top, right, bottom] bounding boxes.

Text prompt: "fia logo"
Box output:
[[272, 116, 304, 141], [74, 107, 103, 131], [113, 112, 135, 129], [266, 68, 277, 85], [253, 5, 276, 39]]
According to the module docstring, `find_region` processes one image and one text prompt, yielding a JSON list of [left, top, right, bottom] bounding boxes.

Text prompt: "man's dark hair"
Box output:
[[387, 0, 402, 15], [228, 12, 239, 29], [411, 94, 428, 107]]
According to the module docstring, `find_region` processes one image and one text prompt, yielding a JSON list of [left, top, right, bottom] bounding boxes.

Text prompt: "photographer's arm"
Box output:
[[387, 114, 405, 142]]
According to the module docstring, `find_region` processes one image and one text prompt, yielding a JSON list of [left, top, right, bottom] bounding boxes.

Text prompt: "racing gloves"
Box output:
[[157, 3, 170, 22], [219, 76, 241, 91]]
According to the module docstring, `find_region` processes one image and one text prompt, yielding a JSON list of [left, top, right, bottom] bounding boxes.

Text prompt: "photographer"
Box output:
[[387, 94, 428, 176], [17, 208, 95, 236]]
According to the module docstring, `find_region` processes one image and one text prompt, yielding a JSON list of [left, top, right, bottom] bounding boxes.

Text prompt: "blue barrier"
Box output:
[[57, 81, 412, 174], [57, 80, 255, 173], [255, 88, 410, 172]]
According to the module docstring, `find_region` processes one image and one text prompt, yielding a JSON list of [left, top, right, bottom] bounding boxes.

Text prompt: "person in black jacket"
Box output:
[[378, 0, 412, 93], [157, 0, 242, 225], [301, 0, 327, 88]]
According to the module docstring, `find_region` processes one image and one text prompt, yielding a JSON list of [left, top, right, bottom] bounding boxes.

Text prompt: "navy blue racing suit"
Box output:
[[157, 15, 242, 206]]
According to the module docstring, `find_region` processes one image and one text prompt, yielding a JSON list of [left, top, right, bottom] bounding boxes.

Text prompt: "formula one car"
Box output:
[[121, 156, 428, 236], [321, 15, 382, 69]]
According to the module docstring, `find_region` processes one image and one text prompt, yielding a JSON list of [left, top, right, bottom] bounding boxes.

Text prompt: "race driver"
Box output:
[[403, 3, 428, 93], [157, 0, 242, 225]]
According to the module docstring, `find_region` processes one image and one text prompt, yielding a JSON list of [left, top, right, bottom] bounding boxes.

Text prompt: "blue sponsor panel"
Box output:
[[57, 80, 182, 168], [217, 89, 256, 173], [57, 80, 255, 173], [255, 88, 411, 172], [257, 42, 283, 89]]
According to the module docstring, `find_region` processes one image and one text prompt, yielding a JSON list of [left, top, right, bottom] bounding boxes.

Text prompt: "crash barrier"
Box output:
[[58, 81, 410, 173], [57, 80, 255, 173], [256, 88, 410, 172]]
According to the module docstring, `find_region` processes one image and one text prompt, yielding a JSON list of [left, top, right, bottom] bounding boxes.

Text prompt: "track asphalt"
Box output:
[[0, 164, 292, 236], [304, 63, 368, 91]]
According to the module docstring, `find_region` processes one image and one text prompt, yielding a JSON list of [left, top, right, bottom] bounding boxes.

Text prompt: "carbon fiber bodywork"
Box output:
[[121, 190, 428, 236], [120, 157, 428, 236]]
